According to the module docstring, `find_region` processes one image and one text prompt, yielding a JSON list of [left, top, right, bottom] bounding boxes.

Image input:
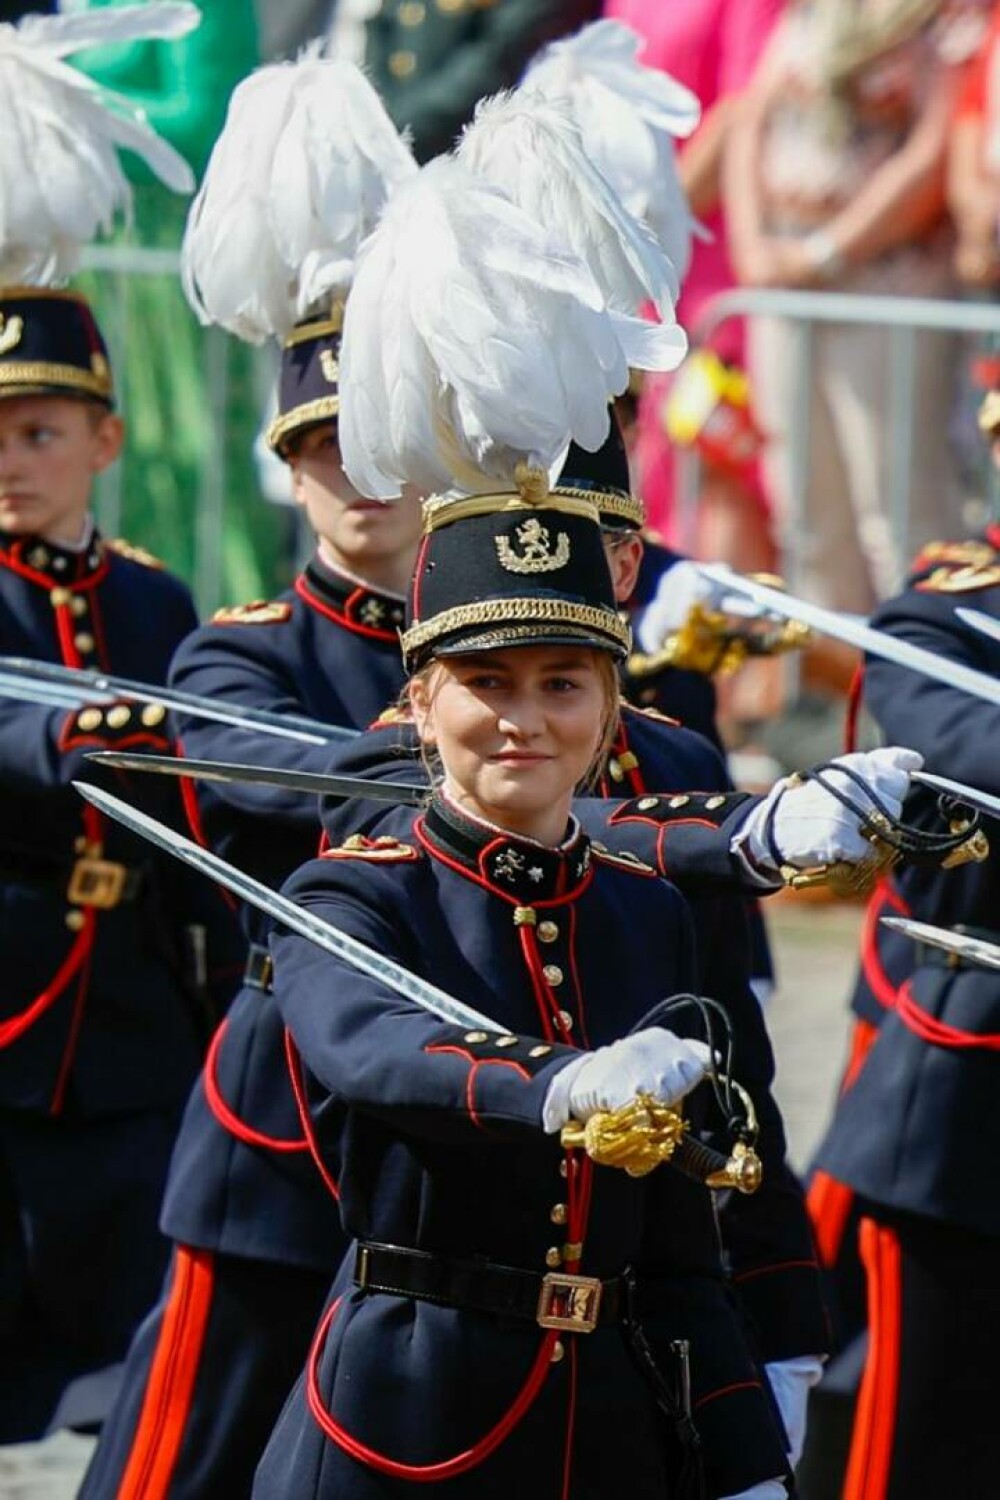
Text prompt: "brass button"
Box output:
[[49, 587, 71, 607], [550, 1202, 567, 1225], [608, 758, 624, 782], [65, 909, 86, 931], [106, 705, 131, 729], [70, 595, 89, 617], [668, 794, 690, 809], [76, 707, 102, 732], [464, 1030, 488, 1043], [557, 1010, 574, 1032], [618, 751, 639, 772], [538, 920, 559, 943], [543, 964, 564, 987], [74, 632, 95, 653], [495, 1034, 519, 1048], [388, 49, 416, 77], [705, 795, 726, 810], [550, 1339, 565, 1363], [529, 1044, 552, 1058], [637, 797, 658, 811], [141, 703, 167, 728], [398, 0, 425, 21], [545, 1246, 563, 1268]]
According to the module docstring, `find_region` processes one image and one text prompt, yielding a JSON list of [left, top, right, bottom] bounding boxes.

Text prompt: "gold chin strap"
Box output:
[[629, 600, 811, 680]]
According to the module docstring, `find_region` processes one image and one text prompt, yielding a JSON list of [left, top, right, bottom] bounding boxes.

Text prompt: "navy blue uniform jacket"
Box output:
[[820, 535, 1000, 1235], [254, 797, 792, 1499]]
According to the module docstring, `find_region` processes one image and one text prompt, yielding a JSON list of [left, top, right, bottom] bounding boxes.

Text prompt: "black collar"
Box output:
[[298, 554, 406, 637], [420, 793, 593, 904], [1, 530, 105, 586]]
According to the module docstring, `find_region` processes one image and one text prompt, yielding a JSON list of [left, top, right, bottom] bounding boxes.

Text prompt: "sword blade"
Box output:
[[697, 566, 1000, 709], [0, 656, 356, 747], [912, 769, 1000, 822], [956, 607, 1000, 648], [0, 667, 110, 711], [86, 750, 425, 806], [0, 657, 353, 750], [881, 915, 1000, 973], [71, 781, 501, 1033]]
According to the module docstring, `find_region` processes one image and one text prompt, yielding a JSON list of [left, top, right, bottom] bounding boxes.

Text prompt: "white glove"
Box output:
[[720, 1483, 787, 1500], [541, 1028, 712, 1134], [733, 746, 923, 878], [765, 1355, 824, 1469], [636, 559, 741, 652]]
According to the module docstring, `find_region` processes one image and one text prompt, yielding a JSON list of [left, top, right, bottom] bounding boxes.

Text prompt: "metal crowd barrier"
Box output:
[[678, 287, 1000, 592]]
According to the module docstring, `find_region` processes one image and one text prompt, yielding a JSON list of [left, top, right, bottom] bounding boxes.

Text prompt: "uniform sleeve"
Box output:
[[272, 860, 577, 1144], [169, 624, 341, 826], [576, 791, 764, 891], [383, 0, 600, 159], [0, 697, 171, 798], [864, 579, 1000, 793]]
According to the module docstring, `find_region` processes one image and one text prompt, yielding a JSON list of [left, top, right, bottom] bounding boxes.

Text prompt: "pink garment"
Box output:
[[604, 0, 784, 535]]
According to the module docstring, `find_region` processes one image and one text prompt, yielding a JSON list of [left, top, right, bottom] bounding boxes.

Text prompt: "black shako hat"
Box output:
[[0, 287, 113, 406], [266, 302, 343, 456], [555, 405, 643, 530], [401, 486, 630, 670]]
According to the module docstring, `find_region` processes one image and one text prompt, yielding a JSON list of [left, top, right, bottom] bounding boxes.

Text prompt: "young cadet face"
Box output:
[[288, 422, 422, 590], [410, 645, 614, 847], [0, 396, 122, 545]]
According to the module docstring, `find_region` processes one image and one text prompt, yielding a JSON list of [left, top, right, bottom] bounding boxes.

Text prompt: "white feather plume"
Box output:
[[0, 3, 198, 285], [522, 19, 704, 282], [181, 57, 417, 344], [338, 156, 687, 502], [457, 89, 682, 323]]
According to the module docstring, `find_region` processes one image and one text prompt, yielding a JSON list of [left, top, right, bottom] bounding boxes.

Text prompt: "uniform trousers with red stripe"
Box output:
[[79, 1247, 331, 1500], [845, 1206, 1000, 1500]]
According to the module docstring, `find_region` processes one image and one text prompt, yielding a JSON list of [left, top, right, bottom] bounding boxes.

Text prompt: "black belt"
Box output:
[[354, 1241, 623, 1333], [243, 943, 274, 993], [915, 924, 1000, 971]]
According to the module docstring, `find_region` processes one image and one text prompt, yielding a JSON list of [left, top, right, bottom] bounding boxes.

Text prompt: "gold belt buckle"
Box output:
[[536, 1272, 602, 1334], [67, 857, 129, 910]]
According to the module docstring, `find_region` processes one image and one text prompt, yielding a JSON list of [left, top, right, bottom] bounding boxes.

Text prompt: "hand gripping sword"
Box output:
[[695, 566, 1000, 709], [72, 781, 759, 1194]]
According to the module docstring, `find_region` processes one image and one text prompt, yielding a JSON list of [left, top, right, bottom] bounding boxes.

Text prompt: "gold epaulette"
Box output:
[[106, 537, 164, 569], [913, 538, 1000, 593], [211, 600, 293, 626], [321, 834, 419, 863], [589, 841, 656, 877], [371, 705, 413, 726], [626, 703, 681, 727]]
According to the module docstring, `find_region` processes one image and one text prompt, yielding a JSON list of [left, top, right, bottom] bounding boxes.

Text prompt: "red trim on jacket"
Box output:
[[294, 573, 399, 643], [895, 978, 1000, 1051], [202, 1019, 310, 1153], [845, 1218, 902, 1500]]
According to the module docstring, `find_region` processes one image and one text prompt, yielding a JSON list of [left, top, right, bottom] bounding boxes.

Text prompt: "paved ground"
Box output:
[[0, 896, 862, 1499]]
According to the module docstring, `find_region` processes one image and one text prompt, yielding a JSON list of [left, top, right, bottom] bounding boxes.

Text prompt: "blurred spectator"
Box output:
[[727, 0, 979, 616], [949, 4, 1000, 287], [602, 0, 784, 574], [329, 0, 600, 161]]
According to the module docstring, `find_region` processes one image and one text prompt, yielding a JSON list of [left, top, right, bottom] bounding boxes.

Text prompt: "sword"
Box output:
[[696, 566, 1000, 709], [72, 781, 757, 1192], [0, 656, 358, 747], [912, 770, 1000, 823], [86, 750, 425, 806], [880, 916, 1000, 974], [956, 607, 1000, 649]]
